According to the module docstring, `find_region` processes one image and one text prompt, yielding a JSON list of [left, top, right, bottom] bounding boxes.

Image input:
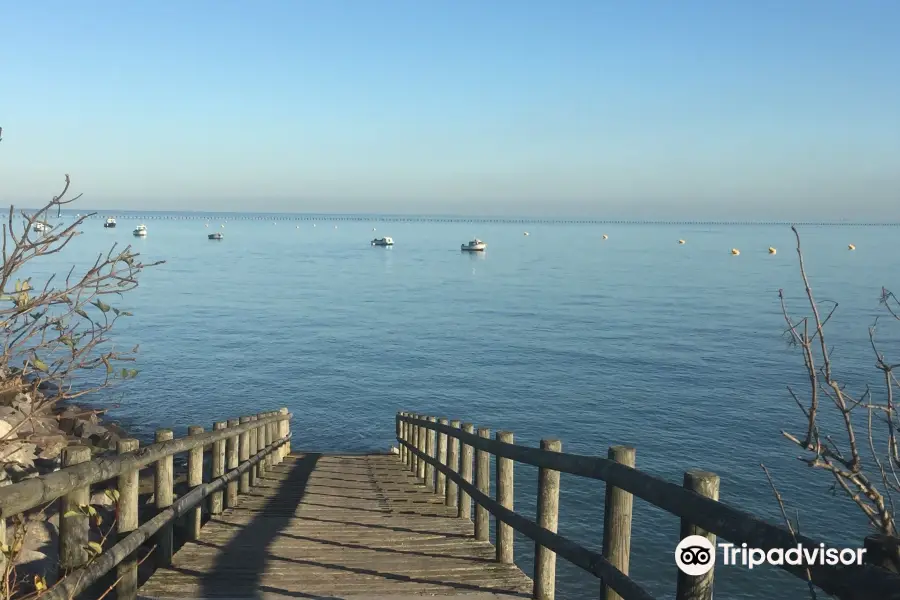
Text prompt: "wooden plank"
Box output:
[[140, 453, 533, 598]]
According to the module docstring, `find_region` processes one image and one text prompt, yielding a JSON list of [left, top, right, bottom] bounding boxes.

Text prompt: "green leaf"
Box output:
[[86, 541, 103, 555], [129, 369, 140, 378], [92, 300, 111, 313], [104, 489, 120, 503], [105, 361, 113, 374], [120, 311, 133, 317], [121, 368, 128, 379], [63, 510, 82, 518], [14, 280, 21, 292], [74, 307, 90, 319], [111, 306, 121, 316], [32, 357, 49, 372], [60, 335, 75, 349], [86, 505, 98, 517]]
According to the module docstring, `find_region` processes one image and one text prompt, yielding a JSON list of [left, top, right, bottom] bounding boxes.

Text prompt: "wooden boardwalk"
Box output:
[[139, 452, 533, 599]]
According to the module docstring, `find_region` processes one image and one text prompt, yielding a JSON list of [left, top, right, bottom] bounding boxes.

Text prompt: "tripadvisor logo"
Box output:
[[675, 535, 716, 576], [675, 535, 867, 574]]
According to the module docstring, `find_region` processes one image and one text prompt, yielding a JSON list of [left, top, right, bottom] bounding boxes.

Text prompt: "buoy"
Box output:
[[848, 244, 856, 250], [678, 239, 685, 244], [205, 223, 209, 227], [602, 234, 608, 240], [731, 248, 740, 255], [768, 247, 776, 254]]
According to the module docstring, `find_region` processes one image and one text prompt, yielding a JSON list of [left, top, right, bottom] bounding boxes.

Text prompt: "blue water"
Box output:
[[22, 215, 900, 599]]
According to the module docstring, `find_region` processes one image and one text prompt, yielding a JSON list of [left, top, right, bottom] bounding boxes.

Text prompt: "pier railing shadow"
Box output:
[[397, 412, 900, 600], [199, 452, 321, 599]]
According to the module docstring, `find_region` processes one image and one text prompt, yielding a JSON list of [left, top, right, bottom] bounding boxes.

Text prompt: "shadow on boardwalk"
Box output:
[[139, 454, 532, 599], [199, 453, 321, 599]]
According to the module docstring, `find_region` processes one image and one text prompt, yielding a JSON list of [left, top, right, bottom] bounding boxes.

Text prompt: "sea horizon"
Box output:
[[31, 208, 900, 226]]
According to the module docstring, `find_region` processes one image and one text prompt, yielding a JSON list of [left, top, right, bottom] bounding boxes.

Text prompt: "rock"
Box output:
[[75, 421, 107, 439], [0, 406, 25, 427], [11, 392, 38, 415], [58, 413, 78, 434], [106, 422, 128, 438], [28, 434, 68, 460]]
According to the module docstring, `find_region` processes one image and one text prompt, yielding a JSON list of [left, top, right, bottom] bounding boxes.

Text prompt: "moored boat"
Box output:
[[104, 217, 117, 228], [372, 237, 393, 246], [133, 224, 147, 237], [208, 232, 224, 240], [461, 239, 486, 252]]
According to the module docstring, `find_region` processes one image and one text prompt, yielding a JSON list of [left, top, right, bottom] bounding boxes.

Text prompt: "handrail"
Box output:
[[42, 431, 292, 600], [0, 408, 292, 600], [402, 439, 654, 600], [397, 412, 900, 600], [0, 412, 290, 517]]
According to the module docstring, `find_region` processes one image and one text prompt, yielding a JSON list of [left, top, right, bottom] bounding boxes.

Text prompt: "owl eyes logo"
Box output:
[[675, 535, 716, 576]]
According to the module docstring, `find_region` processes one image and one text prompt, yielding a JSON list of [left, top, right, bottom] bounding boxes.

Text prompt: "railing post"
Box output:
[[602, 446, 636, 600], [116, 439, 140, 600], [496, 431, 514, 564], [459, 423, 474, 521], [59, 445, 91, 572], [239, 417, 251, 494], [267, 412, 278, 465], [155, 429, 175, 568], [225, 418, 240, 508], [210, 421, 227, 515], [398, 412, 407, 464], [249, 415, 259, 487], [425, 416, 437, 490], [279, 407, 290, 460], [416, 415, 427, 481], [445, 419, 461, 508], [411, 413, 421, 474], [474, 427, 491, 541], [187, 426, 204, 541], [534, 439, 562, 600], [437, 417, 449, 496], [675, 470, 720, 600], [396, 412, 403, 461], [256, 412, 268, 477]]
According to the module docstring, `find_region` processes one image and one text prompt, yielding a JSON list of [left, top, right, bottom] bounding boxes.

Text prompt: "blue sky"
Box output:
[[1, 1, 898, 218]]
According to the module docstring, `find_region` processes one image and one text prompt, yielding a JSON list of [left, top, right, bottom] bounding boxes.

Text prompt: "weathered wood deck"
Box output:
[[139, 452, 533, 599]]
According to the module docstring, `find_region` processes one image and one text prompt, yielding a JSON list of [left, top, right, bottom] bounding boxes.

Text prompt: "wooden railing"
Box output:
[[396, 412, 900, 600], [0, 408, 292, 600]]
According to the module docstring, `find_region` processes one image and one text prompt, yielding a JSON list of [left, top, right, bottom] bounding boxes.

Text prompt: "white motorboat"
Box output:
[[133, 224, 147, 237], [104, 217, 117, 228], [372, 237, 393, 246], [208, 232, 224, 240], [461, 239, 487, 252], [32, 222, 49, 233]]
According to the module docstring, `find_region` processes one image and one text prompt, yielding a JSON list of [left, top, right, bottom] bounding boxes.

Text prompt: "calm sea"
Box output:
[[22, 213, 900, 599]]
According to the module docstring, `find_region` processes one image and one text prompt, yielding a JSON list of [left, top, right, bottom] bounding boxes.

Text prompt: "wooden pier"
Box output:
[[1, 410, 900, 599]]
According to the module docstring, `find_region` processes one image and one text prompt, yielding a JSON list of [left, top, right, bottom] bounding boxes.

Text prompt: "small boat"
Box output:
[[208, 232, 224, 240], [133, 224, 147, 237], [104, 217, 117, 228], [32, 222, 49, 233], [372, 237, 393, 246], [848, 244, 856, 251], [678, 239, 685, 244], [731, 248, 740, 255], [461, 239, 487, 252], [768, 247, 776, 255]]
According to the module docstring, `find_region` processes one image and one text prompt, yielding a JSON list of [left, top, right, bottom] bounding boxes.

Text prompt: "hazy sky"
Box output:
[[1, 1, 898, 218]]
